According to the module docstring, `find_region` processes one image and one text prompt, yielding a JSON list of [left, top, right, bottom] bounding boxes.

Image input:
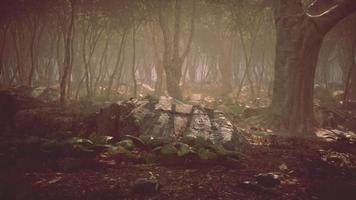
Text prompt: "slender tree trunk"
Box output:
[[151, 24, 165, 96], [132, 24, 137, 98], [106, 31, 127, 99], [60, 0, 75, 104], [344, 40, 356, 101], [219, 37, 233, 96], [28, 16, 39, 86], [0, 25, 9, 88], [94, 35, 110, 94]]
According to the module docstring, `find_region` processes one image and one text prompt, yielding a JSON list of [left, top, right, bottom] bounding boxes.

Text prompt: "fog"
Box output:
[[0, 0, 279, 102]]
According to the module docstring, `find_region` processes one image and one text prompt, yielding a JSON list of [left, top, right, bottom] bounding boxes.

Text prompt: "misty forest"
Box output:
[[1, 0, 356, 199]]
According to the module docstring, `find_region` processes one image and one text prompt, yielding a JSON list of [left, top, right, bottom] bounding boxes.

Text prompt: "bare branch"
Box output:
[[305, 1, 340, 18]]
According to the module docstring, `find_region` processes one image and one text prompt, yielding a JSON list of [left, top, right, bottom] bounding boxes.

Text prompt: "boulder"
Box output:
[[314, 85, 335, 106], [132, 178, 160, 196], [0, 89, 45, 133], [15, 107, 74, 137], [255, 172, 281, 188], [93, 96, 249, 151], [32, 87, 59, 102]]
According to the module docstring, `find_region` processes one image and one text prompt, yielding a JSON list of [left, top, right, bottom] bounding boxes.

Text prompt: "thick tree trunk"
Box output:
[[270, 0, 356, 135], [343, 39, 356, 101], [347, 66, 356, 101], [158, 0, 195, 100], [0, 25, 9, 88], [165, 59, 183, 100], [271, 17, 324, 134]]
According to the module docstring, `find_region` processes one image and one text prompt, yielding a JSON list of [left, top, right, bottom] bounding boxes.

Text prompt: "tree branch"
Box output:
[[305, 0, 356, 32]]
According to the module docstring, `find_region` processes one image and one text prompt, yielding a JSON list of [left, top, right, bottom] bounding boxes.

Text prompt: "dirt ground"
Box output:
[[1, 132, 356, 200]]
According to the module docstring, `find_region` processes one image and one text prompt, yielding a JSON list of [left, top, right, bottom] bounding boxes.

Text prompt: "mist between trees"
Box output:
[[0, 0, 356, 135]]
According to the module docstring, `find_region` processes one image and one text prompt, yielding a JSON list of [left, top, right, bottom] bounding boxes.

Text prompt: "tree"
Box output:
[[59, 0, 76, 104], [158, 0, 196, 100], [268, 0, 356, 135]]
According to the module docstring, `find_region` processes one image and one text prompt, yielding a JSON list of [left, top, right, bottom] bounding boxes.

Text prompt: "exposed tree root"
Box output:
[[245, 110, 284, 129], [244, 109, 316, 138]]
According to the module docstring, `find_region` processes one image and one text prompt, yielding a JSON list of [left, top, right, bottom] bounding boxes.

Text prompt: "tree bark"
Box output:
[[344, 40, 356, 101], [60, 0, 75, 104], [106, 30, 127, 99], [132, 23, 137, 98], [270, 0, 356, 135], [158, 0, 196, 100]]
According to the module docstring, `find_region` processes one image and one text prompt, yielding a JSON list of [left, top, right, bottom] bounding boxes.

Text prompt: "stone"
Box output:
[[15, 107, 74, 136], [132, 178, 160, 195], [32, 87, 59, 102], [197, 147, 218, 160], [87, 96, 248, 152], [255, 173, 281, 188], [160, 143, 178, 156], [0, 89, 45, 133], [116, 139, 134, 150]]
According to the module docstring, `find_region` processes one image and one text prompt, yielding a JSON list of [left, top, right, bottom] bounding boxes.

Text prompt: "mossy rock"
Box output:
[[121, 135, 145, 148], [205, 144, 239, 159], [146, 137, 172, 148], [160, 143, 178, 156], [197, 148, 218, 160], [89, 135, 113, 145], [23, 136, 49, 146], [180, 136, 196, 146], [177, 143, 193, 157], [66, 137, 94, 146], [40, 140, 65, 153], [116, 139, 134, 150], [141, 152, 159, 163]]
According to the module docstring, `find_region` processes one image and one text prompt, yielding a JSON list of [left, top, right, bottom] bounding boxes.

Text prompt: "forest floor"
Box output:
[[1, 129, 356, 200], [1, 87, 356, 199]]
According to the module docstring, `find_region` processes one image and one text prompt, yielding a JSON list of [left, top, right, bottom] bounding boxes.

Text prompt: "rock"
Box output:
[[0, 90, 17, 132], [242, 108, 259, 118], [90, 135, 114, 145], [332, 90, 344, 102], [314, 85, 335, 105], [241, 181, 274, 193], [0, 89, 46, 133], [12, 85, 33, 96], [177, 143, 192, 157], [160, 143, 178, 156], [116, 139, 134, 150], [15, 107, 74, 136], [132, 178, 160, 196], [32, 87, 59, 102], [121, 135, 145, 148], [197, 148, 218, 160], [96, 102, 139, 137], [146, 137, 172, 148], [190, 93, 202, 104], [242, 180, 260, 190], [88, 96, 248, 152], [96, 103, 121, 136], [255, 173, 281, 188]]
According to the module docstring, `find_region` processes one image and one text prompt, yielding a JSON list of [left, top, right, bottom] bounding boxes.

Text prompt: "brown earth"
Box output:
[[1, 133, 355, 200]]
